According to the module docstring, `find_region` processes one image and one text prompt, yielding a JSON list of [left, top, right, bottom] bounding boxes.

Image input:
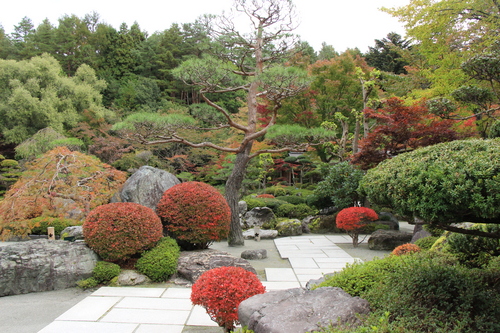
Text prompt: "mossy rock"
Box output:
[[276, 219, 302, 236]]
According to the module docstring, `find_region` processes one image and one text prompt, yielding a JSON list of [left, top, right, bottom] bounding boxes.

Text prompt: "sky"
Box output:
[[1, 0, 410, 53]]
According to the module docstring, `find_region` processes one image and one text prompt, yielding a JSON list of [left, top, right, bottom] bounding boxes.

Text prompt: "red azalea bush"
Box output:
[[191, 266, 266, 332], [336, 207, 378, 247], [83, 202, 163, 261], [156, 181, 230, 250], [391, 243, 422, 256], [256, 194, 275, 198]]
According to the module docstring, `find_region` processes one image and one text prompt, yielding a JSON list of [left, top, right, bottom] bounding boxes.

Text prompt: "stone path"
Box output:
[[38, 235, 357, 333]]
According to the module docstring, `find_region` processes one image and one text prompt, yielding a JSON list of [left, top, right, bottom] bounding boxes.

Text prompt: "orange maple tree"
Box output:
[[0, 146, 127, 239]]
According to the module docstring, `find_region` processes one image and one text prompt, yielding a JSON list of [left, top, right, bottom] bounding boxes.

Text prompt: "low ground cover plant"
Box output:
[[83, 202, 163, 261], [191, 266, 265, 332], [77, 261, 121, 289], [135, 237, 180, 282]]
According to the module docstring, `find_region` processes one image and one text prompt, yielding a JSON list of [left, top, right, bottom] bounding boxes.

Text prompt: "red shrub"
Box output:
[[191, 266, 266, 332], [391, 243, 421, 256], [156, 182, 230, 250], [336, 207, 378, 247], [256, 194, 275, 198], [83, 202, 163, 261]]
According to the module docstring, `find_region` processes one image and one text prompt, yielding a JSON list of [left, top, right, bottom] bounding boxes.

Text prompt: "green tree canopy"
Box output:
[[0, 54, 110, 144], [359, 138, 500, 239]]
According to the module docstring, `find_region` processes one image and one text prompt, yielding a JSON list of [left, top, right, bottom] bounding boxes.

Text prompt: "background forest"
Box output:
[[0, 0, 499, 196]]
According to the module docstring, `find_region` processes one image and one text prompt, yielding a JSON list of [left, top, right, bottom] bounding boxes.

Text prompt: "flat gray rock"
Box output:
[[239, 287, 370, 333]]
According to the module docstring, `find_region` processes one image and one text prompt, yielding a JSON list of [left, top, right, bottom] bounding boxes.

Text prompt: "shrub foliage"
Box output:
[[0, 147, 127, 239], [135, 237, 180, 282], [191, 266, 265, 332], [359, 139, 500, 238], [83, 202, 163, 261], [157, 181, 230, 250], [391, 243, 421, 256], [336, 207, 378, 247]]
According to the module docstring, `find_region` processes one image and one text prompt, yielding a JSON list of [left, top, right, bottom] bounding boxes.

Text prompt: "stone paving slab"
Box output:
[[38, 235, 358, 332], [55, 296, 121, 321], [38, 321, 138, 333]]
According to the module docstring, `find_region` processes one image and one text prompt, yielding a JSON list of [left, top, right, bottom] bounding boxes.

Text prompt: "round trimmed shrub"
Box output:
[[275, 195, 306, 205], [256, 193, 275, 199], [92, 261, 121, 283], [391, 243, 421, 256], [276, 203, 317, 219], [191, 266, 266, 331], [83, 202, 163, 261], [156, 181, 230, 250], [135, 237, 180, 282], [445, 223, 500, 268], [244, 197, 266, 210]]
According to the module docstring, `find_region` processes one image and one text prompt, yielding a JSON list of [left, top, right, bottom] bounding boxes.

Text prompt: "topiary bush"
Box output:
[[83, 202, 163, 261], [256, 193, 275, 199], [135, 237, 180, 282], [264, 186, 290, 197], [191, 266, 266, 332], [391, 243, 421, 256], [359, 139, 500, 237], [445, 224, 500, 268], [336, 207, 378, 247], [92, 261, 121, 284], [244, 197, 266, 210], [275, 195, 306, 205], [414, 236, 439, 250], [28, 216, 79, 236], [318, 251, 500, 332], [276, 203, 317, 219], [156, 181, 230, 250], [365, 252, 500, 332]]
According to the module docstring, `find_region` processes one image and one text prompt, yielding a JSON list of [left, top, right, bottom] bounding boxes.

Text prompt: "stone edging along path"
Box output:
[[38, 235, 359, 333]]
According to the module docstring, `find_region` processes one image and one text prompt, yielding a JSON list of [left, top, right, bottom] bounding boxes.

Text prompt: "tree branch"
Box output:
[[434, 222, 500, 239]]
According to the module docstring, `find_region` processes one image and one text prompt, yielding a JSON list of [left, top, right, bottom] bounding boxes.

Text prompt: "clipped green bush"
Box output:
[[264, 186, 290, 197], [157, 182, 230, 250], [315, 255, 404, 297], [414, 236, 439, 250], [276, 203, 316, 219], [257, 198, 288, 211], [445, 224, 500, 268], [275, 195, 306, 205], [92, 261, 121, 284], [28, 216, 78, 235], [83, 202, 163, 261], [136, 237, 180, 282], [244, 198, 266, 210], [359, 139, 500, 234], [76, 277, 99, 289], [365, 252, 500, 332]]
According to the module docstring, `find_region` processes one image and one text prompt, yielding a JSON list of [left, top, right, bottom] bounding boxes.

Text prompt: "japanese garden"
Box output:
[[0, 0, 500, 332]]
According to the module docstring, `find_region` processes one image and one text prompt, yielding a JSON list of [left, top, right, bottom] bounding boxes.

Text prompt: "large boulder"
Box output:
[[411, 223, 432, 243], [118, 166, 180, 211], [368, 229, 413, 251], [175, 249, 257, 284], [0, 240, 99, 296], [242, 207, 277, 229], [239, 287, 370, 333], [376, 212, 399, 230]]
